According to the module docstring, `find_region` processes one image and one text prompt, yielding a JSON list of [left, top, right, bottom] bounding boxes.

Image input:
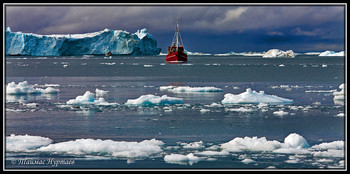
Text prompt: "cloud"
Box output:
[[267, 31, 284, 36], [291, 27, 323, 36], [5, 5, 344, 35]]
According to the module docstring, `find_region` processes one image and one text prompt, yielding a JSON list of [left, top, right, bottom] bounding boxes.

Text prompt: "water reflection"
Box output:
[[6, 93, 59, 103]]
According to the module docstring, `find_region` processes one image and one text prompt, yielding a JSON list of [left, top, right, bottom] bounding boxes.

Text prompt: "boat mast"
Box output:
[[176, 17, 179, 50]]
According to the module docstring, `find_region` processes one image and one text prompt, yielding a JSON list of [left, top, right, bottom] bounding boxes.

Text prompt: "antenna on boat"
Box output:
[[176, 17, 180, 48], [175, 17, 184, 49]]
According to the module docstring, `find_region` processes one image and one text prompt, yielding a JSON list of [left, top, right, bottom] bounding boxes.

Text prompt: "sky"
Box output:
[[5, 4, 346, 53]]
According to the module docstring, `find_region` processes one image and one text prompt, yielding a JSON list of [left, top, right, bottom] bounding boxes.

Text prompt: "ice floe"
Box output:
[[221, 136, 282, 152], [37, 138, 164, 159], [6, 134, 53, 152], [319, 51, 344, 56], [164, 153, 202, 165], [66, 91, 115, 105], [6, 81, 60, 95], [125, 94, 183, 106], [221, 88, 293, 105], [160, 86, 223, 93], [273, 110, 289, 116], [95, 88, 109, 97]]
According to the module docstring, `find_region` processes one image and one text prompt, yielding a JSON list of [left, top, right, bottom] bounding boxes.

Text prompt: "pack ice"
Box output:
[[5, 27, 161, 56]]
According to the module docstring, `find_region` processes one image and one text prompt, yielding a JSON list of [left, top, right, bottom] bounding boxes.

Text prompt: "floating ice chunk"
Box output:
[[160, 86, 223, 93], [43, 87, 60, 94], [333, 83, 345, 100], [241, 158, 256, 164], [208, 102, 223, 108], [181, 141, 205, 150], [336, 113, 345, 117], [200, 109, 210, 113], [319, 51, 344, 56], [66, 91, 114, 105], [38, 138, 164, 159], [164, 153, 202, 165], [95, 88, 109, 96], [283, 133, 310, 149], [6, 134, 53, 152], [226, 107, 256, 112], [125, 94, 183, 106], [194, 150, 230, 157], [312, 149, 344, 158], [6, 108, 26, 112], [273, 110, 289, 116], [311, 140, 344, 151], [221, 133, 311, 154], [221, 88, 293, 105], [6, 81, 59, 95], [221, 136, 282, 152], [263, 49, 295, 58]]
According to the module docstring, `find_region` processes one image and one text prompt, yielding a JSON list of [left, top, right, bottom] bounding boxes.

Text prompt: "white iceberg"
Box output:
[[6, 134, 53, 152], [283, 133, 310, 149], [221, 88, 293, 105], [181, 141, 205, 150], [262, 49, 295, 58], [37, 138, 164, 159], [66, 91, 115, 105], [221, 136, 282, 152], [95, 88, 109, 96], [273, 110, 289, 116], [125, 94, 184, 106], [333, 83, 345, 101], [164, 153, 202, 165], [241, 158, 256, 164], [160, 86, 223, 93], [319, 51, 344, 56], [221, 133, 309, 153], [5, 27, 161, 56], [6, 81, 60, 95]]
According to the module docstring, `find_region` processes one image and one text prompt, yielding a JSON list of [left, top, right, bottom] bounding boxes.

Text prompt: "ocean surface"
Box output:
[[5, 55, 345, 170]]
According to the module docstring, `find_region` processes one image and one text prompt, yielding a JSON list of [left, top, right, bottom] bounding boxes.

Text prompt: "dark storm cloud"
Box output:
[[5, 4, 345, 52], [5, 5, 344, 34]]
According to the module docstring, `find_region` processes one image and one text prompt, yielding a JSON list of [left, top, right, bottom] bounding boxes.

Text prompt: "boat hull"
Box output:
[[166, 52, 188, 62]]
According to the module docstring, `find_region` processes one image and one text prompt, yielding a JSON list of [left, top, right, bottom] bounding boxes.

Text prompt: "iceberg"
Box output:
[[125, 94, 183, 106], [6, 81, 60, 95], [159, 86, 223, 93], [66, 90, 115, 105], [6, 134, 53, 152], [38, 138, 164, 159], [164, 153, 202, 165], [221, 88, 293, 105], [319, 51, 344, 56], [5, 27, 161, 56], [262, 49, 295, 58], [221, 133, 310, 153]]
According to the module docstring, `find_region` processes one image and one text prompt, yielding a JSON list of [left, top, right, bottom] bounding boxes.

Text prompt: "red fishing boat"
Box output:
[[166, 17, 188, 62]]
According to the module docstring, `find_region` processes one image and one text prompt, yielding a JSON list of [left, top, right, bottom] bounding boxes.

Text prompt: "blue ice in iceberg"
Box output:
[[5, 27, 161, 56]]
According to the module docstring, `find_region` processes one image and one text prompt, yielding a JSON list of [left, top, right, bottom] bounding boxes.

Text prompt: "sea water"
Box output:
[[5, 55, 345, 169]]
